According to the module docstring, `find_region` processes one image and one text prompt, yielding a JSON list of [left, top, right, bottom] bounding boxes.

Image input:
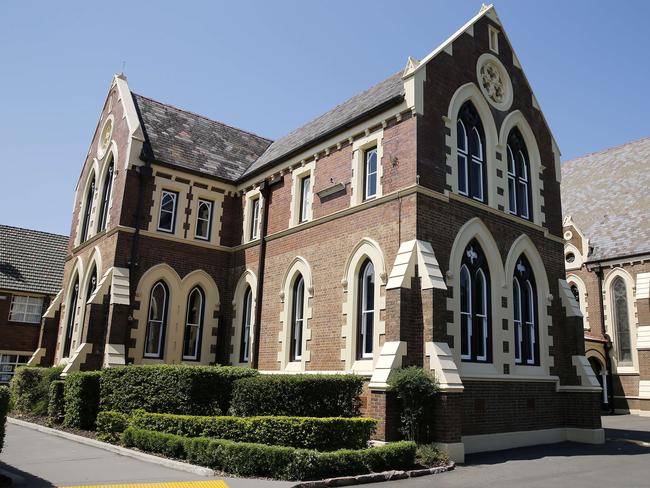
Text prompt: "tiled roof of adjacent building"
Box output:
[[0, 225, 68, 295], [561, 136, 650, 261], [131, 70, 405, 182]]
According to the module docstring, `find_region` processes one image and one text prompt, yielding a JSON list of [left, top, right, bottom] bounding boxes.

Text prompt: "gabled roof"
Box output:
[[132, 93, 273, 181], [561, 136, 650, 261], [0, 225, 68, 295]]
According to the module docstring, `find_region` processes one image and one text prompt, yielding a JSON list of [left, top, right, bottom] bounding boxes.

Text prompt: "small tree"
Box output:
[[388, 367, 437, 443]]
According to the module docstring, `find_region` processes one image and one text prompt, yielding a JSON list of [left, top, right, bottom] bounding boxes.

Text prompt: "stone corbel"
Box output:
[[368, 341, 407, 390], [425, 342, 464, 392]]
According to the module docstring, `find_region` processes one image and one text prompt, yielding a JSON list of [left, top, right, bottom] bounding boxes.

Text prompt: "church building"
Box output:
[[31, 5, 603, 461]]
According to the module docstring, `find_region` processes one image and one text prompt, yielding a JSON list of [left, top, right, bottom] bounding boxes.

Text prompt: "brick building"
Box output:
[[562, 136, 650, 415], [0, 225, 67, 384], [33, 5, 602, 460]]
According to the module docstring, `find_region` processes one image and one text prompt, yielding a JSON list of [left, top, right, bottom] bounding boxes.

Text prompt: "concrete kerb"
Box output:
[[7, 417, 215, 477]]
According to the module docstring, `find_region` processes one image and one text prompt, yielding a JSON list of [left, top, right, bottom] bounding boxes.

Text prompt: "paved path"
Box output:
[[0, 423, 291, 488]]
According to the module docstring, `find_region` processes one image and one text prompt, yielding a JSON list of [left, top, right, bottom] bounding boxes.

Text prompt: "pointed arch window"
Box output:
[[86, 265, 98, 301], [612, 277, 632, 364], [80, 175, 96, 242], [144, 281, 168, 358], [183, 286, 204, 361], [460, 239, 491, 362], [513, 255, 538, 365], [506, 128, 531, 220], [357, 259, 375, 359], [290, 275, 305, 361], [98, 158, 114, 232], [195, 199, 213, 240], [457, 102, 486, 202], [240, 286, 253, 363], [63, 277, 79, 358]]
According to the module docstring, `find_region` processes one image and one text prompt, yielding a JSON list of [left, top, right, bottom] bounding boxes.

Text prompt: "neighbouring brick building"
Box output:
[[562, 136, 650, 415], [0, 225, 67, 383], [33, 5, 602, 460]]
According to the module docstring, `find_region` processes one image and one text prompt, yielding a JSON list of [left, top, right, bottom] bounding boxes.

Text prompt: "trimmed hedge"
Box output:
[[96, 411, 130, 443], [229, 374, 363, 417], [129, 411, 376, 451], [47, 380, 65, 425], [10, 366, 63, 416], [0, 386, 9, 453], [122, 427, 416, 480], [100, 365, 257, 415], [64, 371, 102, 429]]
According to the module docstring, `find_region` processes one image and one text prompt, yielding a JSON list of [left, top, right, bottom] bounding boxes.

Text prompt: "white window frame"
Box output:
[[291, 275, 305, 361], [299, 175, 311, 223], [250, 198, 260, 240], [240, 286, 253, 363], [0, 354, 30, 384], [460, 264, 472, 361], [457, 120, 469, 196], [363, 147, 378, 200], [475, 268, 488, 362], [195, 199, 213, 241], [182, 287, 203, 361], [513, 277, 523, 364], [351, 130, 383, 206], [358, 260, 375, 359], [8, 295, 43, 324], [144, 282, 168, 359], [488, 25, 500, 54], [470, 127, 485, 203], [157, 190, 178, 234]]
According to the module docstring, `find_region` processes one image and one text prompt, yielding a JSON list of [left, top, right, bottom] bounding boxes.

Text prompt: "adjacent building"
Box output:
[[32, 5, 603, 460], [0, 225, 67, 383], [562, 136, 650, 415]]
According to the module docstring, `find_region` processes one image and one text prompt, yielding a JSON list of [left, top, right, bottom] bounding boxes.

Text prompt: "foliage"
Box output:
[[10, 366, 63, 416], [388, 367, 438, 442], [415, 443, 448, 467], [229, 374, 363, 418], [64, 371, 102, 429], [100, 365, 257, 415], [0, 386, 9, 452], [122, 427, 416, 480], [47, 380, 65, 425], [129, 411, 376, 451], [96, 411, 130, 443]]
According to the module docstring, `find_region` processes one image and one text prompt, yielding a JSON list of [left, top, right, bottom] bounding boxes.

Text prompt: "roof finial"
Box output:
[[480, 3, 492, 13]]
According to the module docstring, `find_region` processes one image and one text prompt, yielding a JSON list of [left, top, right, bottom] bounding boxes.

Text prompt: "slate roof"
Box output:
[[132, 94, 273, 181], [561, 136, 650, 261], [0, 225, 68, 295]]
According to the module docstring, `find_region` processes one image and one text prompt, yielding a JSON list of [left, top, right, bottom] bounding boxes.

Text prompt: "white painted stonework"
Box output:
[[386, 240, 446, 290], [368, 341, 407, 389], [425, 341, 463, 391]]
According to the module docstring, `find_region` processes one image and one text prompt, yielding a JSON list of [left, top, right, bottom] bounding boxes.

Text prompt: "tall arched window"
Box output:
[[357, 259, 375, 359], [512, 255, 538, 365], [86, 265, 97, 300], [612, 277, 632, 363], [144, 281, 169, 358], [80, 175, 96, 242], [240, 286, 253, 363], [460, 239, 491, 362], [570, 283, 580, 303], [98, 158, 114, 232], [290, 274, 305, 361], [506, 128, 531, 220], [457, 102, 486, 202], [183, 286, 204, 361], [63, 276, 79, 358]]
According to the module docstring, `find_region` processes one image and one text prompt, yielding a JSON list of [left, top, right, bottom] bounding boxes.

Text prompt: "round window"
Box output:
[[97, 116, 114, 159], [565, 253, 576, 264]]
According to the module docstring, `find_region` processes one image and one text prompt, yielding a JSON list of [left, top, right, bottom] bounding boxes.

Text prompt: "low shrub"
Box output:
[[415, 443, 448, 467], [0, 386, 10, 452], [10, 366, 63, 416], [100, 365, 257, 415], [388, 367, 438, 443], [229, 374, 363, 417], [47, 380, 65, 425], [130, 411, 376, 450], [64, 371, 101, 429], [96, 411, 130, 443], [122, 427, 416, 480]]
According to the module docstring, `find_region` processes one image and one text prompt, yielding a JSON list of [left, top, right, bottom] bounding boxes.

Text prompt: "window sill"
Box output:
[[351, 358, 374, 374]]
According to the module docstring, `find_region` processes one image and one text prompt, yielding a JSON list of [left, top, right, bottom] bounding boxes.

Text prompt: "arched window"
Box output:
[[612, 277, 632, 363], [512, 255, 538, 365], [290, 274, 305, 361], [144, 281, 169, 358], [80, 175, 96, 242], [86, 265, 97, 300], [460, 239, 491, 362], [63, 277, 79, 358], [570, 283, 580, 303], [357, 259, 375, 359], [457, 102, 486, 202], [183, 286, 204, 361], [98, 158, 114, 232], [240, 286, 253, 363], [506, 128, 531, 220]]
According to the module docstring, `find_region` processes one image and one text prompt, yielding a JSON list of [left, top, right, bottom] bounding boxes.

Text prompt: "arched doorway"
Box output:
[[588, 355, 609, 409]]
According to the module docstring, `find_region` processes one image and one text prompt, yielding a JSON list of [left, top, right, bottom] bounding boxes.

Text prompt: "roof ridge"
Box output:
[[0, 224, 68, 239], [131, 92, 274, 143], [563, 134, 650, 165]]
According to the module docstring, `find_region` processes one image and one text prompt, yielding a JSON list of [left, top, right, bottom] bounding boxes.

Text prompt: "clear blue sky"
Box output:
[[1, 1, 648, 235]]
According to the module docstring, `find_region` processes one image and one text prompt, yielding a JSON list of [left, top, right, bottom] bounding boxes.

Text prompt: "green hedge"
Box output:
[[10, 366, 63, 416], [129, 411, 376, 450], [229, 374, 363, 417], [64, 371, 101, 429], [96, 411, 130, 443], [47, 380, 65, 425], [122, 427, 416, 480], [0, 386, 9, 453], [100, 365, 257, 415]]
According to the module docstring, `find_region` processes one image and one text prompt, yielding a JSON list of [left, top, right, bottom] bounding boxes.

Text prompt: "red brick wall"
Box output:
[[0, 291, 50, 353]]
